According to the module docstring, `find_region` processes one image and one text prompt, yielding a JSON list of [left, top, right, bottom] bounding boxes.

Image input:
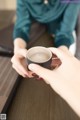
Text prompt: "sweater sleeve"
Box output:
[[55, 4, 80, 48], [13, 0, 31, 43]]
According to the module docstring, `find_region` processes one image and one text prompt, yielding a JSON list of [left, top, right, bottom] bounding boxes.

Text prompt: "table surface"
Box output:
[[0, 56, 18, 113]]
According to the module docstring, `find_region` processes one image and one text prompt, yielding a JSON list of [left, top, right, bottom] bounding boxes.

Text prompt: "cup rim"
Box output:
[[26, 46, 52, 63]]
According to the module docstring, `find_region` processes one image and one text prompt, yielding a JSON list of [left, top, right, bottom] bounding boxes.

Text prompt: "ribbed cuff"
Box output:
[[55, 39, 71, 48], [13, 30, 30, 43], [54, 34, 74, 48]]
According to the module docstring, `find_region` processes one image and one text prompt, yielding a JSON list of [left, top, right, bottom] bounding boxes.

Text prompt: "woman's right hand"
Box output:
[[11, 48, 33, 78]]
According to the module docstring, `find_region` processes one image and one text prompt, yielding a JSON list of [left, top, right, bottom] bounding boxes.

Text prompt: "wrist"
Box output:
[[14, 38, 27, 54], [14, 38, 27, 48]]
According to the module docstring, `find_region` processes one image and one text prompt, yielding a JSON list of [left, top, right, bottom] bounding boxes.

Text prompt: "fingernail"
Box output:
[[32, 73, 36, 76], [24, 74, 28, 78], [32, 73, 39, 78], [37, 77, 44, 80]]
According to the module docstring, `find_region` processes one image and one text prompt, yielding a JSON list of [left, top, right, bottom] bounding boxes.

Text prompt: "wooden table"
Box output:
[[0, 56, 22, 113]]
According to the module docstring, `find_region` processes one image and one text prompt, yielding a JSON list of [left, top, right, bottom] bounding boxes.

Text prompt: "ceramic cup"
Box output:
[[26, 46, 52, 69]]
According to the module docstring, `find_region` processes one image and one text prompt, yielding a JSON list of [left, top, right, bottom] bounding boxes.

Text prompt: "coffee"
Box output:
[[29, 52, 50, 63], [27, 46, 52, 69]]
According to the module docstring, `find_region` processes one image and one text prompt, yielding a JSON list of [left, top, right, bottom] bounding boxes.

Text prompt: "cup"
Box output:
[[26, 46, 52, 69]]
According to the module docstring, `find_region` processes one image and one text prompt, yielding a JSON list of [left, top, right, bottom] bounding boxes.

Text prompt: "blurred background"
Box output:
[[0, 0, 16, 30], [0, 0, 16, 10]]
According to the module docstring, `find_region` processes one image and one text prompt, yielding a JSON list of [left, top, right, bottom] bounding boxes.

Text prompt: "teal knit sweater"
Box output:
[[13, 0, 80, 47]]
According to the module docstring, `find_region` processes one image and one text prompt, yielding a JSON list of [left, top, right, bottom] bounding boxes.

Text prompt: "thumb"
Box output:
[[28, 64, 52, 80]]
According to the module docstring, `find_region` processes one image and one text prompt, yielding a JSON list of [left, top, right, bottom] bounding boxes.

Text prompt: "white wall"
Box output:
[[0, 0, 16, 10]]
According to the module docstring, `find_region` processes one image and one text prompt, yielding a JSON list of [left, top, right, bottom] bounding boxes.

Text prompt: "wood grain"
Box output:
[[0, 56, 19, 113]]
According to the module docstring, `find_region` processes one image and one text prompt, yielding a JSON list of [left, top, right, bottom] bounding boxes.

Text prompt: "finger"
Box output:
[[11, 56, 31, 77], [12, 64, 27, 78], [51, 57, 61, 69], [28, 64, 52, 81], [12, 57, 29, 76], [28, 71, 34, 78], [49, 47, 67, 61], [13, 63, 34, 78]]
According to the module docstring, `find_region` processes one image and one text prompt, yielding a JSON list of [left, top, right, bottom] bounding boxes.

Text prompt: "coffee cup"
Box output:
[[26, 46, 52, 69]]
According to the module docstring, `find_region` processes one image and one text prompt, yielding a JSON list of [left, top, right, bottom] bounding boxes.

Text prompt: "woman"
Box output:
[[11, 0, 80, 77]]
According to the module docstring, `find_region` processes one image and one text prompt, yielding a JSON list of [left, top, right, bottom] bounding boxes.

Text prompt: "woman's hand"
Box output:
[[28, 47, 80, 116], [11, 48, 33, 78], [11, 38, 33, 78]]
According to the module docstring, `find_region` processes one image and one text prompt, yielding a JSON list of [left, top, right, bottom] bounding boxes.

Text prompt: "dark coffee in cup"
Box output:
[[26, 46, 52, 69]]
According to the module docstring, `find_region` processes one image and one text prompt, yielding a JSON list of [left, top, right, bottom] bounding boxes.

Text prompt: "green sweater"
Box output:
[[13, 0, 80, 47]]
